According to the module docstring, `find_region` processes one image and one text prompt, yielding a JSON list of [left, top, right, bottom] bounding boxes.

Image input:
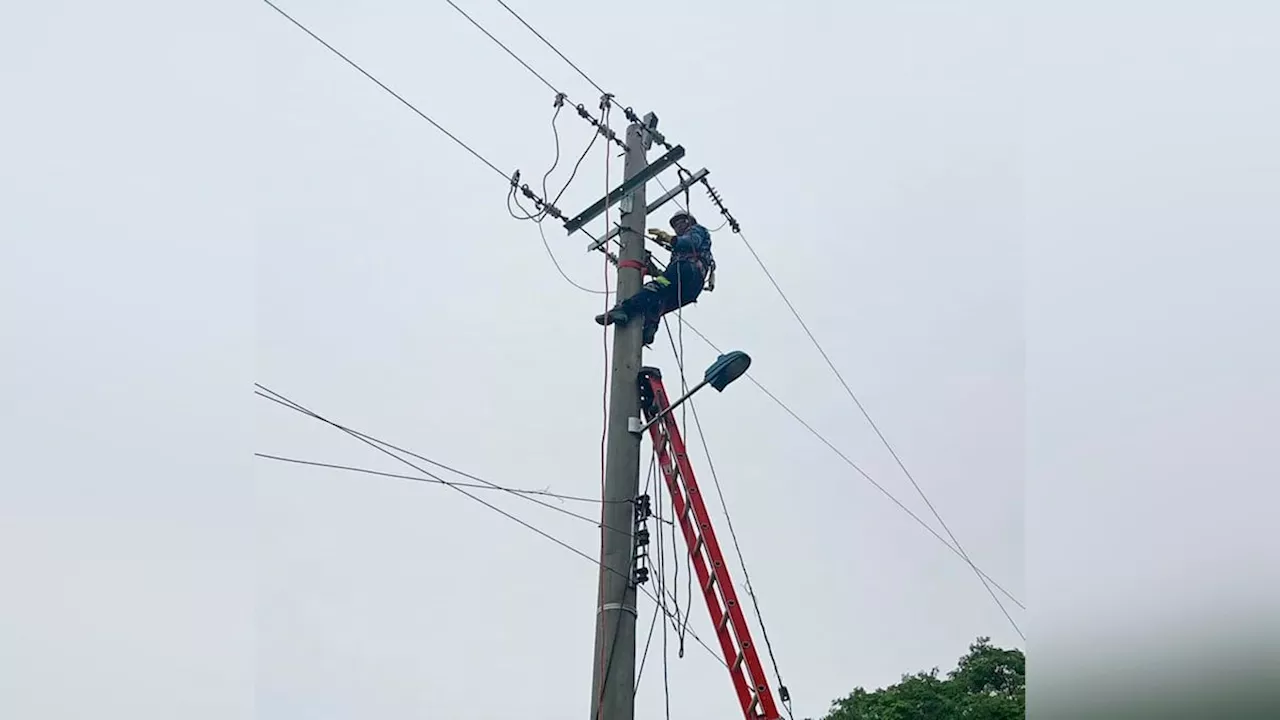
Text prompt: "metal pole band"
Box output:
[[597, 602, 638, 618]]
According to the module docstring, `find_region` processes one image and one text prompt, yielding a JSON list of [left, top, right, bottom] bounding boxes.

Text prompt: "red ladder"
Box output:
[[638, 367, 782, 720]]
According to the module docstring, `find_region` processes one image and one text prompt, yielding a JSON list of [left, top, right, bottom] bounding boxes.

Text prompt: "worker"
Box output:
[[595, 210, 716, 346]]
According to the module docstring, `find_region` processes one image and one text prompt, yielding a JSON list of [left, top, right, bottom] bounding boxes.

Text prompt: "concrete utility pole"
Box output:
[[589, 121, 649, 720]]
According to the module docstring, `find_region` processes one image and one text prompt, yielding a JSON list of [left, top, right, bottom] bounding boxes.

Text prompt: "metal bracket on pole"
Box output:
[[641, 111, 661, 151], [562, 145, 686, 235], [586, 167, 709, 252]]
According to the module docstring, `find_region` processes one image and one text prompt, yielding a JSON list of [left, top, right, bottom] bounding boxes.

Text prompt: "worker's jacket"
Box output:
[[669, 224, 715, 277]]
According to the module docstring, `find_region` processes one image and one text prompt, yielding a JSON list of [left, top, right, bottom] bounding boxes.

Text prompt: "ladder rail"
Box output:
[[663, 416, 777, 717], [650, 426, 758, 715], [640, 369, 782, 720]]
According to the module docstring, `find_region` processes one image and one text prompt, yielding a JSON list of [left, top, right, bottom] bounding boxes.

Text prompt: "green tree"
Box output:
[[811, 637, 1025, 720]]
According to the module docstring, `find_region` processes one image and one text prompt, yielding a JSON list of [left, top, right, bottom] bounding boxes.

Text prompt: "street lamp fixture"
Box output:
[[636, 351, 752, 434]]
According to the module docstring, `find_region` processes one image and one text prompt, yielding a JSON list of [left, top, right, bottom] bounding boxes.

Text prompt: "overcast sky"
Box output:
[[3, 2, 1275, 719], [249, 2, 1025, 717]]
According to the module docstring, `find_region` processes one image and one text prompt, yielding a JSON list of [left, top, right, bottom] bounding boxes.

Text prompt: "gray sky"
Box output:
[[3, 2, 1274, 719], [254, 2, 1023, 717]]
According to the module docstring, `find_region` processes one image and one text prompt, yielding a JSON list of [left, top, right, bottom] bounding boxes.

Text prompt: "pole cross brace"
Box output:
[[562, 145, 686, 234], [586, 167, 709, 252]]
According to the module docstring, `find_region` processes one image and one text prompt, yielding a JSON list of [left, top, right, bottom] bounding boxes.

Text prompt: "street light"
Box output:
[[704, 350, 752, 391], [636, 351, 752, 433]]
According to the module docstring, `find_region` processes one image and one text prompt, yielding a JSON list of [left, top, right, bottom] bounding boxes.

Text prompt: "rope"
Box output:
[[634, 452, 660, 694], [594, 101, 613, 720], [685, 398, 796, 720]]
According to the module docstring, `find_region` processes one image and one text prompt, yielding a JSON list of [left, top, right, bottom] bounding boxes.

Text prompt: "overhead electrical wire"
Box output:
[[261, 0, 508, 181], [518, 101, 607, 294], [444, 0, 562, 96], [255, 383, 728, 667], [684, 229, 1028, 639], [677, 321, 1026, 611], [264, 0, 591, 298], [492, 0, 609, 97], [257, 451, 611, 504], [257, 390, 631, 533]]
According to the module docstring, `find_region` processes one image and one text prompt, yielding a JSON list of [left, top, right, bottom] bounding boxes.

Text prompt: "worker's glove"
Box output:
[[648, 228, 673, 245], [644, 251, 662, 276]]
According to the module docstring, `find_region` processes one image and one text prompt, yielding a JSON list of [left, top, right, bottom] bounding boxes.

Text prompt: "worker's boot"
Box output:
[[594, 307, 629, 326], [642, 321, 658, 346]]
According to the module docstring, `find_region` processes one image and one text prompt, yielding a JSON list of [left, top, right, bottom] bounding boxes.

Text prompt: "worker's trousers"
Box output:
[[618, 260, 706, 342]]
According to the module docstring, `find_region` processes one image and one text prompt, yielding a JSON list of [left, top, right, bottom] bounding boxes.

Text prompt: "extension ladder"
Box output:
[[637, 367, 782, 720]]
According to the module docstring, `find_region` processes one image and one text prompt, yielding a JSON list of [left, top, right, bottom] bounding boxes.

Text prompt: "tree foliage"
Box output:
[[811, 637, 1025, 720]]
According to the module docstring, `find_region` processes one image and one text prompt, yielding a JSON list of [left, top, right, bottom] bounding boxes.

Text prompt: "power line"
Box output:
[[729, 230, 1025, 639], [256, 388, 620, 530], [513, 100, 610, 294], [492, 0, 609, 97], [261, 0, 508, 181], [676, 321, 1026, 611], [448, 0, 621, 153], [255, 382, 723, 663], [444, 0, 562, 96], [257, 452, 613, 504]]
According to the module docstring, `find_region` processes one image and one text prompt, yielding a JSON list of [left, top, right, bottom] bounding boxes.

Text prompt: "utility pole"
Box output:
[[589, 120, 649, 720]]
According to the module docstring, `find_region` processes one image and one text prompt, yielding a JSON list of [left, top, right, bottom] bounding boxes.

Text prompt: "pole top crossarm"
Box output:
[[586, 167, 709, 252], [562, 144, 686, 235]]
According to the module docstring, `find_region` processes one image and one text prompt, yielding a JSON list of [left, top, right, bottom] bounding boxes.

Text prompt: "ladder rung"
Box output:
[[692, 533, 705, 556], [718, 611, 731, 632], [732, 651, 745, 672], [705, 573, 717, 592], [747, 692, 760, 714]]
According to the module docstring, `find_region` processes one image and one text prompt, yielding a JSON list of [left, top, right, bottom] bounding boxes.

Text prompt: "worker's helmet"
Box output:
[[670, 210, 696, 231]]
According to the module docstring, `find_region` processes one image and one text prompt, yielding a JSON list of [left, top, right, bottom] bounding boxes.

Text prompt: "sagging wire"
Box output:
[[256, 452, 615, 505], [258, 383, 727, 674], [674, 319, 1026, 610], [509, 93, 612, 294], [593, 96, 616, 720]]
